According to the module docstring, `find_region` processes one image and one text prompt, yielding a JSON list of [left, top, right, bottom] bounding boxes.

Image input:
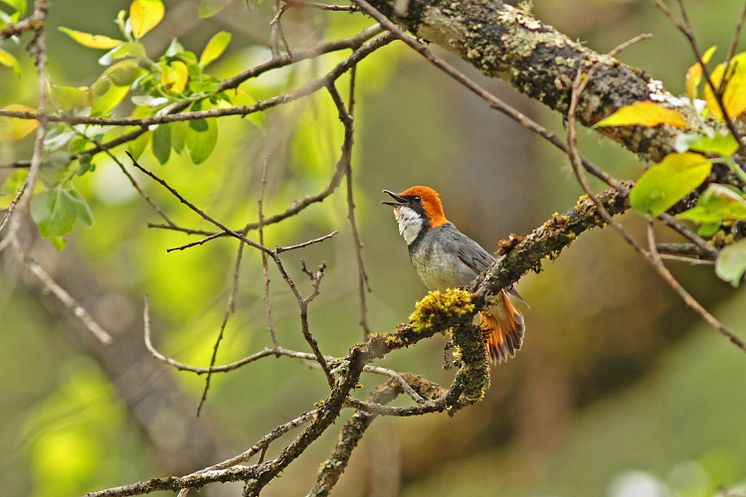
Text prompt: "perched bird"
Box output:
[[382, 186, 525, 364]]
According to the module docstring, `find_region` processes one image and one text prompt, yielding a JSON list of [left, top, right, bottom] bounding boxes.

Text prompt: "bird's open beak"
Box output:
[[381, 190, 407, 207]]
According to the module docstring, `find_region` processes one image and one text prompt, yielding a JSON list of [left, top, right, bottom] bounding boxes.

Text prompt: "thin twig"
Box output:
[[275, 230, 339, 253], [659, 253, 715, 265], [25, 254, 113, 344], [258, 156, 280, 348], [275, 258, 336, 387], [285, 0, 359, 11], [196, 241, 246, 416], [719, 0, 746, 94], [330, 67, 373, 339], [646, 223, 746, 350]]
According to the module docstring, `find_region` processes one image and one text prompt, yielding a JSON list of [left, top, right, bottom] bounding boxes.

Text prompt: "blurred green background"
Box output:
[[1, 1, 746, 496]]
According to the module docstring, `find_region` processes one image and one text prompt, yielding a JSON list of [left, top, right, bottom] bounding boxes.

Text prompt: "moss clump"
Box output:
[[409, 288, 475, 333]]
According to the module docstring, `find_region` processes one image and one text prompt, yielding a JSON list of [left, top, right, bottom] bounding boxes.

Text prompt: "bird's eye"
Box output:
[[412, 196, 421, 204]]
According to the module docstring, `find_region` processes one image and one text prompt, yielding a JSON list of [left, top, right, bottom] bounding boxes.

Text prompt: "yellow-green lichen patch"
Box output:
[[409, 288, 475, 333]]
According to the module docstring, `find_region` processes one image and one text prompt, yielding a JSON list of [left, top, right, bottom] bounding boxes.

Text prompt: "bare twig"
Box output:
[[166, 233, 224, 252], [269, 1, 292, 56], [719, 0, 746, 95], [646, 223, 746, 350], [24, 254, 113, 344], [285, 0, 359, 12], [196, 240, 246, 416], [258, 156, 280, 348], [0, 8, 45, 39], [659, 253, 715, 265], [276, 258, 336, 387], [329, 67, 373, 339], [275, 230, 339, 253]]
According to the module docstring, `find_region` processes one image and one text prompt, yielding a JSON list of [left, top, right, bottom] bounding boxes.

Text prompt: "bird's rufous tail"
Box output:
[[479, 289, 525, 364]]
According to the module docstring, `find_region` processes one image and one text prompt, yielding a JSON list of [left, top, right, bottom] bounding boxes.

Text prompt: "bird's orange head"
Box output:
[[382, 185, 448, 228]]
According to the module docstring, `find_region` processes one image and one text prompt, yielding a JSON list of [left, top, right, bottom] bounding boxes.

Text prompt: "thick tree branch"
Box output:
[[364, 0, 687, 161]]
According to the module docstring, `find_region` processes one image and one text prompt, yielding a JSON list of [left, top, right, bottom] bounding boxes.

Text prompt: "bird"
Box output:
[[382, 185, 525, 364]]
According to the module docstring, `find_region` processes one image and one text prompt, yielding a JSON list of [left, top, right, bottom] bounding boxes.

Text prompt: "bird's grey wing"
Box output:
[[445, 226, 528, 304], [439, 225, 495, 275]]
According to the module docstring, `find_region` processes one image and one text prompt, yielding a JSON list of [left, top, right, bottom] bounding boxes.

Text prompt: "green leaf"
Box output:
[[697, 222, 721, 238], [76, 155, 95, 176], [678, 184, 746, 223], [629, 152, 712, 217], [66, 187, 94, 226], [716, 239, 746, 286], [594, 101, 686, 128], [171, 120, 187, 153], [31, 189, 77, 239], [152, 124, 171, 164], [127, 131, 151, 160], [58, 27, 124, 49], [39, 151, 72, 187], [200, 31, 231, 67], [186, 118, 217, 165], [1, 0, 27, 18], [103, 59, 142, 86], [98, 42, 146, 66], [688, 132, 739, 157], [164, 38, 185, 57], [130, 0, 165, 39], [198, 0, 231, 18], [48, 236, 67, 251], [0, 47, 21, 77], [90, 79, 129, 116], [30, 186, 94, 246], [51, 85, 90, 111]]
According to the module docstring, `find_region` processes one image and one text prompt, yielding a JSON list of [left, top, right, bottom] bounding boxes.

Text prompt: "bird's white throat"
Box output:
[[393, 206, 423, 245]]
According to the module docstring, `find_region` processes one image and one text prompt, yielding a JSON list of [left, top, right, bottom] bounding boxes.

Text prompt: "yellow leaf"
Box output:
[[594, 101, 686, 128], [160, 61, 188, 93], [130, 0, 165, 39], [200, 31, 231, 67], [0, 47, 21, 77], [0, 104, 39, 141], [685, 45, 716, 100], [704, 52, 746, 120], [58, 27, 123, 49]]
